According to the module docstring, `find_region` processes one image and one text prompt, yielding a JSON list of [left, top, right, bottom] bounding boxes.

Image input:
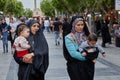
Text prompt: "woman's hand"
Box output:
[[23, 53, 34, 64]]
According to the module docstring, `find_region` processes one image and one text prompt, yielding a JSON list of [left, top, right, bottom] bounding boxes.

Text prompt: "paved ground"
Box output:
[[0, 32, 120, 80]]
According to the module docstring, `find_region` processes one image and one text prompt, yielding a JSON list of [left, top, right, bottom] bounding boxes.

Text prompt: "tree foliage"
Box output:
[[0, 0, 24, 17], [14, 1, 24, 17], [40, 0, 55, 17], [95, 0, 115, 13], [23, 8, 33, 18], [0, 0, 8, 11], [40, 0, 115, 17]]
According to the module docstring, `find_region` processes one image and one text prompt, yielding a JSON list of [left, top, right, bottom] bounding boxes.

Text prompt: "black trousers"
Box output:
[[67, 61, 95, 80], [115, 37, 120, 47]]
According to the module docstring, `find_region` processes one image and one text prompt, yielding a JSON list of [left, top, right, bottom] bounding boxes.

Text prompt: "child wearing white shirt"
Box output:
[[13, 25, 30, 58]]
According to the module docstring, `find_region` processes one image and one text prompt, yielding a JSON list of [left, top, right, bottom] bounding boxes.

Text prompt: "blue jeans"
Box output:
[[2, 36, 8, 53], [45, 26, 50, 33], [54, 31, 60, 44]]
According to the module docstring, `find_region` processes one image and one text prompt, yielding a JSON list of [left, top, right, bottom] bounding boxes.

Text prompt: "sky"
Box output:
[[18, 0, 42, 10]]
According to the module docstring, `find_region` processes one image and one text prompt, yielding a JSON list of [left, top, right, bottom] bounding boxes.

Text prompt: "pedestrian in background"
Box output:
[[44, 16, 50, 33], [9, 17, 17, 46], [113, 24, 120, 47], [62, 17, 72, 59], [0, 18, 11, 53], [52, 17, 62, 46], [101, 19, 111, 47], [37, 16, 45, 32]]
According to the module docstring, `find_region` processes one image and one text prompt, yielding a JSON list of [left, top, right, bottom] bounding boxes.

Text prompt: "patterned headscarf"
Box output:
[[71, 16, 86, 45]]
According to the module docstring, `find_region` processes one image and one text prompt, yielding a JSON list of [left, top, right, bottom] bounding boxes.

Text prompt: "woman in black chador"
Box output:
[[13, 20, 49, 80], [101, 19, 111, 47]]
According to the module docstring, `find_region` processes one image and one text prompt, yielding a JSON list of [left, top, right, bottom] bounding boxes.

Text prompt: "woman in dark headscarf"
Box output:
[[64, 16, 90, 80], [13, 20, 49, 80]]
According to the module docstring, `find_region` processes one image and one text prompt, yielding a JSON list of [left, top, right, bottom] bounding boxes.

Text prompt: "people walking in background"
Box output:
[[95, 17, 101, 36], [52, 17, 62, 46], [113, 24, 120, 47], [9, 17, 17, 46], [101, 19, 111, 47], [50, 20, 54, 33], [0, 18, 11, 53], [37, 16, 45, 32], [62, 17, 72, 59], [62, 17, 71, 39], [14, 20, 49, 80], [64, 16, 90, 80], [13, 25, 30, 58], [44, 16, 50, 33]]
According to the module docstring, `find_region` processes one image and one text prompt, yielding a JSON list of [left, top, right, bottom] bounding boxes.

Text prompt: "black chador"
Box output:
[[14, 20, 49, 80]]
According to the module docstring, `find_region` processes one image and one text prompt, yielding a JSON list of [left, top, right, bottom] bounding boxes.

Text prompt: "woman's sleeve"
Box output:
[[65, 36, 86, 61]]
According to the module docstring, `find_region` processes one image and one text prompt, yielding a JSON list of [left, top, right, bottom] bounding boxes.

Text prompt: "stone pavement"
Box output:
[[0, 32, 120, 80]]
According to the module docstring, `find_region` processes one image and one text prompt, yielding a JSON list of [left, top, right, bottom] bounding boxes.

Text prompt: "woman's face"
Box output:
[[2, 19, 6, 24], [74, 21, 84, 32], [31, 23, 39, 34]]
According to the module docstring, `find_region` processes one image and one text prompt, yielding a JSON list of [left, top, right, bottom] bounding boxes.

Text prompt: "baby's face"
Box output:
[[22, 28, 30, 38], [88, 41, 96, 47]]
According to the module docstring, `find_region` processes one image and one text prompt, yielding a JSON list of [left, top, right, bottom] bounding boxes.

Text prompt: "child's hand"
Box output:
[[82, 52, 87, 56], [27, 45, 31, 49], [102, 54, 106, 58]]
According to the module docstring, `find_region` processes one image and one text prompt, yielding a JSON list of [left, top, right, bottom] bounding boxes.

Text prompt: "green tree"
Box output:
[[94, 0, 115, 14], [23, 8, 33, 18], [14, 1, 24, 17], [6, 0, 17, 16], [0, 0, 8, 13], [40, 0, 115, 17], [6, 0, 24, 17], [40, 0, 55, 17], [0, 0, 24, 17]]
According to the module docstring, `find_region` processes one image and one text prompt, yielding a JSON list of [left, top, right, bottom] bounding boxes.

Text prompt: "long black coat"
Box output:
[[101, 20, 111, 43], [14, 29, 49, 80]]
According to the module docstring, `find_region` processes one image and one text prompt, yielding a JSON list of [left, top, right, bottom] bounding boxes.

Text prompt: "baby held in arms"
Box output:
[[79, 33, 106, 63], [13, 25, 30, 58]]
